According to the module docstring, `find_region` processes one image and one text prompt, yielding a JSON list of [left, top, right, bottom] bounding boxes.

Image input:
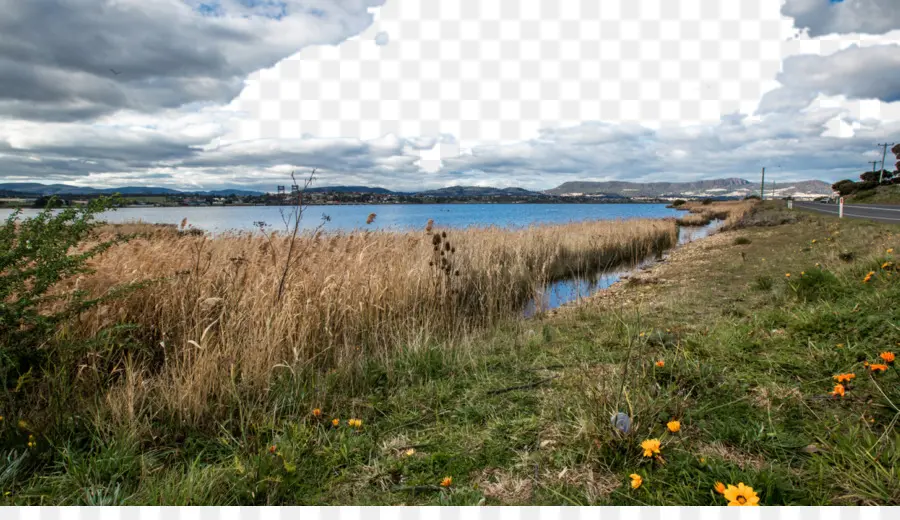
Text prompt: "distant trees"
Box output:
[[830, 162, 898, 196]]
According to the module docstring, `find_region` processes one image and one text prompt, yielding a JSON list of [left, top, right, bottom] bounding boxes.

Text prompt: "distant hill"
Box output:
[[545, 178, 834, 199], [417, 186, 543, 197], [0, 183, 265, 197]]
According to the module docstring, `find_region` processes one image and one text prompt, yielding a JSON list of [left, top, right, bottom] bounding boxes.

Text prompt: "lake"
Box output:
[[1, 203, 682, 233]]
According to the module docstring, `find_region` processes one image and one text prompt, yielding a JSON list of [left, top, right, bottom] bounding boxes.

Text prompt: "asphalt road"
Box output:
[[794, 201, 900, 224]]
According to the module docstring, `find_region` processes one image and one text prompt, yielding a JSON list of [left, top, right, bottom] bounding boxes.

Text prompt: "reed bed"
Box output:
[[677, 200, 758, 228], [66, 217, 677, 423]]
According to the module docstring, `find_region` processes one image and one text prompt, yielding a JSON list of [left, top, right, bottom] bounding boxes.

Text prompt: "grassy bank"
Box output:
[[847, 184, 900, 204], [3, 201, 898, 505]]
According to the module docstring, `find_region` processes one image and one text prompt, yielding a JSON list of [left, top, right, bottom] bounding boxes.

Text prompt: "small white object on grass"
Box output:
[[374, 31, 389, 46], [611, 412, 631, 433]]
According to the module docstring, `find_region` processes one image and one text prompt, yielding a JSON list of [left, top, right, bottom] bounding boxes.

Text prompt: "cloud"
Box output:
[[782, 0, 900, 37], [759, 44, 900, 113], [0, 0, 384, 122]]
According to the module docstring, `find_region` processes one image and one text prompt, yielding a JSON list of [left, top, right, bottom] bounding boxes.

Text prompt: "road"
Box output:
[[794, 201, 900, 224]]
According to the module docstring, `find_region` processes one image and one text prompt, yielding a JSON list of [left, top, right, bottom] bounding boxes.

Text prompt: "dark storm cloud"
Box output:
[[0, 0, 383, 122], [782, 0, 900, 37], [758, 45, 900, 113]]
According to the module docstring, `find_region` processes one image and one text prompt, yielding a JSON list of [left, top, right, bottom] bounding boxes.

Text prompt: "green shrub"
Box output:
[[786, 268, 842, 302], [752, 275, 773, 291], [0, 198, 133, 384]]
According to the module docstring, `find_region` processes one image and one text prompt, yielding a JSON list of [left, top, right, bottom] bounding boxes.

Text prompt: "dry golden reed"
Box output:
[[71, 218, 677, 423]]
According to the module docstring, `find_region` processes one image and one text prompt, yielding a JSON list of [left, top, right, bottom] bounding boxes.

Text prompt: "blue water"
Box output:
[[1, 203, 682, 233], [523, 220, 721, 315]]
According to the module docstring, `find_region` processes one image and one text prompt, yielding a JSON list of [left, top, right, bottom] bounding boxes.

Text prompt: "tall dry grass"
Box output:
[[678, 200, 758, 228], [65, 218, 676, 424]]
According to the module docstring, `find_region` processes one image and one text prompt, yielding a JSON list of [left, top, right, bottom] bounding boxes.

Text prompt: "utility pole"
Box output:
[[760, 167, 765, 200], [878, 143, 895, 183], [871, 161, 879, 177]]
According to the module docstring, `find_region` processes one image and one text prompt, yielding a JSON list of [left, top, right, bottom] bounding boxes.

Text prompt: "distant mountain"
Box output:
[[545, 178, 834, 199], [417, 186, 543, 197], [0, 183, 265, 197]]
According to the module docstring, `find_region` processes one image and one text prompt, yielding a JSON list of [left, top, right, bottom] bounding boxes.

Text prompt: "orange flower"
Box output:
[[269, 445, 277, 454], [714, 482, 726, 495], [785, 273, 791, 278], [723, 483, 760, 506], [312, 408, 322, 418], [831, 384, 845, 397], [666, 420, 681, 433], [640, 439, 662, 457], [869, 364, 888, 373], [833, 373, 855, 383], [882, 262, 893, 269], [655, 360, 665, 368], [440, 476, 452, 487], [332, 418, 340, 427], [888, 248, 895, 254], [880, 352, 895, 364], [630, 474, 643, 489]]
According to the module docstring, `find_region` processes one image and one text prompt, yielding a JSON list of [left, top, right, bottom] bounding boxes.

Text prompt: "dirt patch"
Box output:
[[543, 465, 620, 503], [696, 441, 766, 471], [476, 468, 534, 504]]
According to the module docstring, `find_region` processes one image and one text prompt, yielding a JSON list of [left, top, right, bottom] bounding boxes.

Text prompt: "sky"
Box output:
[[0, 0, 899, 192]]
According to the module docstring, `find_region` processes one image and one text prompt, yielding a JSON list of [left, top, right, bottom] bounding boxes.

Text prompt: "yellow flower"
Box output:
[[440, 476, 452, 487], [630, 473, 643, 489], [639, 332, 645, 337], [831, 384, 845, 397], [714, 482, 726, 495], [312, 408, 322, 418], [811, 239, 817, 244], [785, 273, 791, 278], [883, 262, 893, 269], [723, 483, 760, 506], [655, 360, 665, 368], [404, 448, 416, 457], [640, 439, 662, 457], [836, 343, 845, 348], [332, 418, 340, 427], [880, 352, 895, 364], [833, 373, 855, 383], [815, 263, 821, 268], [888, 248, 894, 254], [666, 420, 681, 433], [17, 419, 27, 430], [800, 271, 805, 276]]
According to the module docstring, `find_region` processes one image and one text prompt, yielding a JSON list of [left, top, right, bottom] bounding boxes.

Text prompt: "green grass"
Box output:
[[847, 184, 900, 204], [2, 203, 900, 505]]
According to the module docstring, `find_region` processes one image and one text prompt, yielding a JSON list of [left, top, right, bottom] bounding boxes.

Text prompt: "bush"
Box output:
[[733, 237, 752, 245], [0, 198, 133, 383], [701, 198, 713, 205], [752, 275, 773, 291], [786, 268, 842, 302], [671, 199, 686, 207], [744, 195, 761, 201]]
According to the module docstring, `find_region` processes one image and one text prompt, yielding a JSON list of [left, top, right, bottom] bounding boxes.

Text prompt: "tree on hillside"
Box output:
[[832, 179, 857, 196]]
